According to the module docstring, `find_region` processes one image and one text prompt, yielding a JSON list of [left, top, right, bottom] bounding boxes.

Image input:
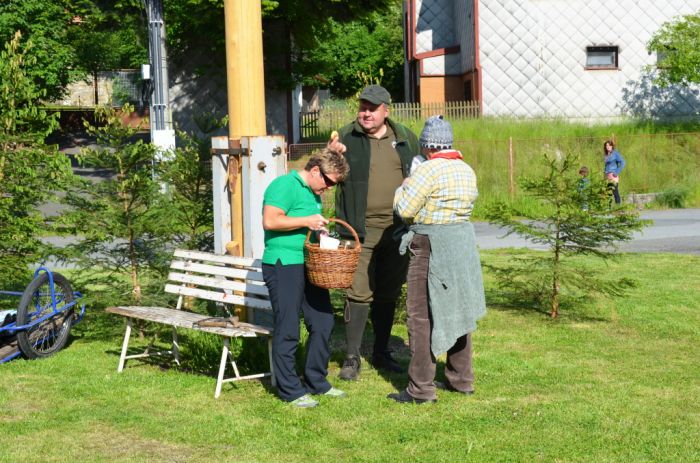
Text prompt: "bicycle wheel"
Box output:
[[16, 272, 75, 359]]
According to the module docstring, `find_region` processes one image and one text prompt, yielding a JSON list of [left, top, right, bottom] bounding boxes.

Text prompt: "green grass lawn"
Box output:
[[1, 252, 699, 462]]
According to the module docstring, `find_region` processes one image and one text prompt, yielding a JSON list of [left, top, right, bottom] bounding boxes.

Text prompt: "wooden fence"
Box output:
[[391, 101, 480, 121], [300, 101, 480, 140]]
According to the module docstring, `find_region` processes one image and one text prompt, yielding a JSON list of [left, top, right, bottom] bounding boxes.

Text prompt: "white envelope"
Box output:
[[319, 234, 340, 250]]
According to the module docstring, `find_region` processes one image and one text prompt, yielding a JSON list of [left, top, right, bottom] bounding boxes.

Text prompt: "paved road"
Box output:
[[474, 208, 700, 255], [46, 209, 699, 255], [51, 134, 698, 255]]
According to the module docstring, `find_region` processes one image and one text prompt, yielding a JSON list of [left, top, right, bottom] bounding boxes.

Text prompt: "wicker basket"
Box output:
[[304, 218, 361, 289]]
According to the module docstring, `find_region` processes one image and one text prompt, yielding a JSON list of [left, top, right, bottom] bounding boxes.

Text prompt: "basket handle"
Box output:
[[305, 218, 361, 250]]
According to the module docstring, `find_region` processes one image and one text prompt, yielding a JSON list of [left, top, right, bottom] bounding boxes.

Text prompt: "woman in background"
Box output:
[[603, 140, 626, 205]]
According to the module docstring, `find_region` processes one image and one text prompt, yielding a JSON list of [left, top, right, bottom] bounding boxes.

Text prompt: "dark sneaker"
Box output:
[[371, 351, 404, 373], [387, 389, 436, 404], [338, 355, 361, 381], [435, 380, 474, 396]]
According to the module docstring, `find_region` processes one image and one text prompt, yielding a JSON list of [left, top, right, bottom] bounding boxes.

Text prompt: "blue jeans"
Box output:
[[608, 181, 621, 204]]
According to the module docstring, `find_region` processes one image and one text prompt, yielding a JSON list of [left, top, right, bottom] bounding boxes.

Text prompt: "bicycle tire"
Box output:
[[16, 272, 75, 359]]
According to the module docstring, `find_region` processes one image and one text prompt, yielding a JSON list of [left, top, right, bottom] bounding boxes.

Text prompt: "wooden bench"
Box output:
[[106, 249, 275, 398]]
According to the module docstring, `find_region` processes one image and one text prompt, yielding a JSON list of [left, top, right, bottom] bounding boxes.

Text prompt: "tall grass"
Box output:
[[412, 118, 700, 206], [307, 114, 700, 211]]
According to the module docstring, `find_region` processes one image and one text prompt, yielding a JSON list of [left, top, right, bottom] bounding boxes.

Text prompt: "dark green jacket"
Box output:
[[335, 118, 420, 240]]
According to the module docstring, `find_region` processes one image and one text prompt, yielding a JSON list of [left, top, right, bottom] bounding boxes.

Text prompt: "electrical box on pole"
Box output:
[[143, 0, 176, 154]]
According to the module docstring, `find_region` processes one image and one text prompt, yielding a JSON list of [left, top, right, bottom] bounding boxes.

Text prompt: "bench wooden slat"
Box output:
[[170, 260, 264, 283], [107, 250, 276, 397], [167, 272, 269, 298], [164, 284, 272, 311], [174, 249, 262, 268], [106, 306, 271, 336]]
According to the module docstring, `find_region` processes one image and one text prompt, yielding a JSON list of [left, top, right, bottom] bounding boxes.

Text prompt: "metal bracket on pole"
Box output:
[[211, 135, 286, 258], [212, 136, 239, 255]]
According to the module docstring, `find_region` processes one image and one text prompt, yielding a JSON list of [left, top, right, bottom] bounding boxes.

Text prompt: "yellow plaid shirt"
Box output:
[[394, 157, 478, 224]]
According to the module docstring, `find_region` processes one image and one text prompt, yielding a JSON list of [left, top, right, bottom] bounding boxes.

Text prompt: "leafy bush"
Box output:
[[655, 187, 689, 208]]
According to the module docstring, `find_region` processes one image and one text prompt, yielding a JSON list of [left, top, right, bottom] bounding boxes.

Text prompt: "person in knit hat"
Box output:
[[389, 115, 487, 404], [419, 114, 454, 149], [405, 114, 455, 174]]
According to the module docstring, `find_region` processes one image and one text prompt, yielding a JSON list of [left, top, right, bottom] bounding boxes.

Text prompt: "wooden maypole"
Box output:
[[222, 0, 267, 256]]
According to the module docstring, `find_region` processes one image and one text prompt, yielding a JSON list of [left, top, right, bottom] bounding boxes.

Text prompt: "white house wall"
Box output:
[[478, 0, 700, 119], [423, 54, 463, 75], [415, 0, 457, 54], [413, 0, 476, 75]]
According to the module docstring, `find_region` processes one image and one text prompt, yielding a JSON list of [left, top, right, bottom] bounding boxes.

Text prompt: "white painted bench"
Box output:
[[106, 249, 274, 398]]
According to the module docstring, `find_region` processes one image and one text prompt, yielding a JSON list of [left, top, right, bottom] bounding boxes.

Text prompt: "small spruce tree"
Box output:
[[154, 113, 223, 251], [485, 150, 648, 318], [60, 104, 164, 306]]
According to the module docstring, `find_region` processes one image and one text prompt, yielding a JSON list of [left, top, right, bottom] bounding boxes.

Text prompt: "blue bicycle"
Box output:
[[0, 268, 85, 363]]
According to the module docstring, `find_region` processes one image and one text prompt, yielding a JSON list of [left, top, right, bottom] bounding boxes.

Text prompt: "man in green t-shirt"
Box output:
[[262, 148, 349, 408]]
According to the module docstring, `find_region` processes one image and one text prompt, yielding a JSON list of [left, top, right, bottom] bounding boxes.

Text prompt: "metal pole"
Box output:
[[143, 0, 174, 152], [509, 136, 515, 200]]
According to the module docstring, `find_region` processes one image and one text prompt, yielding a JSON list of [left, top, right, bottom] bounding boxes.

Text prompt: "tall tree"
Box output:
[[0, 32, 74, 289], [67, 2, 148, 105], [0, 1, 77, 101], [647, 11, 700, 87], [293, 3, 404, 98], [162, 0, 398, 94], [0, 1, 148, 103]]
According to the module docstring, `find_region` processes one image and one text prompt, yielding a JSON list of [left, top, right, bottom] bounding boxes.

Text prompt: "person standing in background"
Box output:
[[603, 140, 625, 205], [328, 85, 421, 381], [577, 166, 591, 210]]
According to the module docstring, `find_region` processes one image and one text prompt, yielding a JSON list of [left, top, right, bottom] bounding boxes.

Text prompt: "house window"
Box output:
[[586, 46, 618, 69]]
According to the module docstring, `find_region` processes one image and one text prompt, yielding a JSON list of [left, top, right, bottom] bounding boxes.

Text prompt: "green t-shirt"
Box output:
[[262, 170, 322, 265]]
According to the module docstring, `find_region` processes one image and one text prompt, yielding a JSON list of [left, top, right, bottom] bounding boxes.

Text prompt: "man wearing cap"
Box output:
[[328, 84, 420, 381], [390, 115, 486, 404]]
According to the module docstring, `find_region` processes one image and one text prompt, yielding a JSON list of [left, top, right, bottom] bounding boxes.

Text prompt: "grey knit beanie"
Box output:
[[419, 115, 453, 149]]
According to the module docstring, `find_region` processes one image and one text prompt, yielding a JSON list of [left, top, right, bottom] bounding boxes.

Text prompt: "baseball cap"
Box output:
[[359, 85, 391, 106]]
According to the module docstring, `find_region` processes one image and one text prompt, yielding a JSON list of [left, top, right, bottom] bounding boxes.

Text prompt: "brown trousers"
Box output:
[[406, 233, 474, 400]]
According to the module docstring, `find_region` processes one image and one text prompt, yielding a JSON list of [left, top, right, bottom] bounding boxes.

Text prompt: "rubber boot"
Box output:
[[338, 301, 370, 381], [370, 301, 403, 373], [370, 301, 397, 356]]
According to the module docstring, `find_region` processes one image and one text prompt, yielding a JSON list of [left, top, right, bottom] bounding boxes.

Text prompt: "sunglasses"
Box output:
[[319, 168, 337, 187]]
